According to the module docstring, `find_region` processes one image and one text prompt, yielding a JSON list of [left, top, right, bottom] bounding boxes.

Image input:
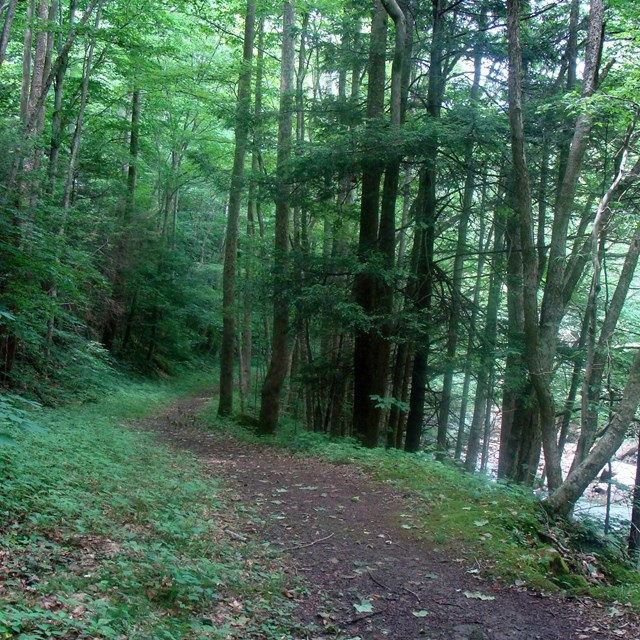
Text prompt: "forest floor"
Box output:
[[141, 394, 640, 640]]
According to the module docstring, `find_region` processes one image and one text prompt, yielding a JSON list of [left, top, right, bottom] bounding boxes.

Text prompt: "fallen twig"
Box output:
[[223, 529, 247, 542], [281, 532, 335, 551], [368, 571, 389, 591], [403, 585, 421, 602], [346, 609, 386, 625], [433, 599, 464, 609]]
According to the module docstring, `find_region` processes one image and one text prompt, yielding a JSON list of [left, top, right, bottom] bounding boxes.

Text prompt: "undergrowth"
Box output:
[[0, 375, 302, 639], [205, 410, 640, 607]]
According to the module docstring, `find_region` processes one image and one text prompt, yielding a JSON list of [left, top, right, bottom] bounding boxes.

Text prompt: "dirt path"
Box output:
[[140, 396, 634, 640]]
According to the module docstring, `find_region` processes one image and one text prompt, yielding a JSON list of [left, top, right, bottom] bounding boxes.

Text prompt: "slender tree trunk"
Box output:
[[48, 0, 77, 194], [437, 12, 484, 453], [572, 141, 640, 469], [405, 170, 434, 453], [45, 6, 100, 353], [465, 211, 504, 471], [405, 0, 445, 454], [0, 0, 18, 68], [102, 87, 141, 351], [454, 212, 487, 460], [546, 348, 640, 516], [258, 0, 296, 434], [218, 0, 256, 416], [19, 0, 35, 123], [61, 6, 100, 212], [629, 428, 640, 556]]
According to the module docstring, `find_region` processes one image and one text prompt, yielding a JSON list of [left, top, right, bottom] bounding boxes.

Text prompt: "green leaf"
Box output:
[[353, 599, 373, 613], [463, 591, 495, 601], [412, 610, 429, 617]]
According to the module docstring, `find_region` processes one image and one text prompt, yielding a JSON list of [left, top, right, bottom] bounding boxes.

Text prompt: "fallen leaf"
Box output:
[[412, 610, 429, 617], [473, 519, 489, 527], [463, 591, 495, 601], [353, 598, 374, 613]]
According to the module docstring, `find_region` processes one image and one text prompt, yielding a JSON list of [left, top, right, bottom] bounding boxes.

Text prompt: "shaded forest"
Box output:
[[2, 0, 640, 540]]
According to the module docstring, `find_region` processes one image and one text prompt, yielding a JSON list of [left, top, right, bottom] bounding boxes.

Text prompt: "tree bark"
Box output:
[[465, 212, 504, 471], [258, 0, 296, 434], [404, 0, 446, 454], [438, 9, 485, 454], [572, 137, 640, 469], [0, 0, 18, 68], [352, 0, 388, 447], [629, 428, 640, 555], [218, 0, 256, 416], [546, 348, 640, 516]]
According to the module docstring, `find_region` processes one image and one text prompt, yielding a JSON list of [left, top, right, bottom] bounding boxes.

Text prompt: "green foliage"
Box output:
[[0, 377, 302, 639]]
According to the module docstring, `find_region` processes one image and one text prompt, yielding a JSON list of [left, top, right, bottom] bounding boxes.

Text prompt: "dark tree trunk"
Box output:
[[352, 0, 388, 447], [258, 0, 296, 434], [405, 0, 446, 455], [102, 87, 141, 352]]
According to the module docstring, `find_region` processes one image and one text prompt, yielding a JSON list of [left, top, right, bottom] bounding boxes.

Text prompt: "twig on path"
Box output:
[[224, 529, 247, 542], [345, 609, 386, 625], [433, 598, 464, 609], [403, 585, 421, 602], [281, 532, 334, 551], [368, 571, 389, 591]]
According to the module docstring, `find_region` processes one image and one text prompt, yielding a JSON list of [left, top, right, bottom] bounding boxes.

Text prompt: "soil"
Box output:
[[139, 395, 640, 640]]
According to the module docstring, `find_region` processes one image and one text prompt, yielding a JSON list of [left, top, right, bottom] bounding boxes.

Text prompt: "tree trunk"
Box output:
[[465, 213, 504, 471], [405, 0, 445, 454], [258, 0, 296, 434], [48, 0, 77, 195], [352, 0, 387, 447], [0, 0, 18, 68], [505, 0, 605, 491], [218, 0, 255, 416], [437, 6, 485, 456], [629, 428, 640, 556], [454, 216, 486, 460], [102, 87, 141, 351], [546, 348, 640, 516], [572, 149, 640, 469]]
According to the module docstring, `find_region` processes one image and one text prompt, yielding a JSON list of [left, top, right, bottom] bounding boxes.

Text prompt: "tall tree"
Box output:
[[218, 0, 256, 416], [258, 0, 296, 434], [351, 0, 388, 447]]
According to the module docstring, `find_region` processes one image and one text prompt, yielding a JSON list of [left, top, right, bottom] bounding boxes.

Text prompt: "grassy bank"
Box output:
[[203, 411, 640, 606], [0, 375, 301, 639]]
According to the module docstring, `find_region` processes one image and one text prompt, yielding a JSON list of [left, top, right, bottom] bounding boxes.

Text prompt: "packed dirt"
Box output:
[[140, 396, 639, 640]]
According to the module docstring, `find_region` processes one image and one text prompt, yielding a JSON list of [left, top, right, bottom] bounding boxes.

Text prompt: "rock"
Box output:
[[541, 547, 570, 576]]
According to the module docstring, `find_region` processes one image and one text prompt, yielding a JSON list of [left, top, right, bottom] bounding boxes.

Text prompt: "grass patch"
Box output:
[[0, 375, 303, 639], [203, 412, 640, 605]]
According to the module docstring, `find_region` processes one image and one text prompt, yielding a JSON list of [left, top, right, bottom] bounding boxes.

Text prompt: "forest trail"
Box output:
[[140, 396, 631, 640]]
